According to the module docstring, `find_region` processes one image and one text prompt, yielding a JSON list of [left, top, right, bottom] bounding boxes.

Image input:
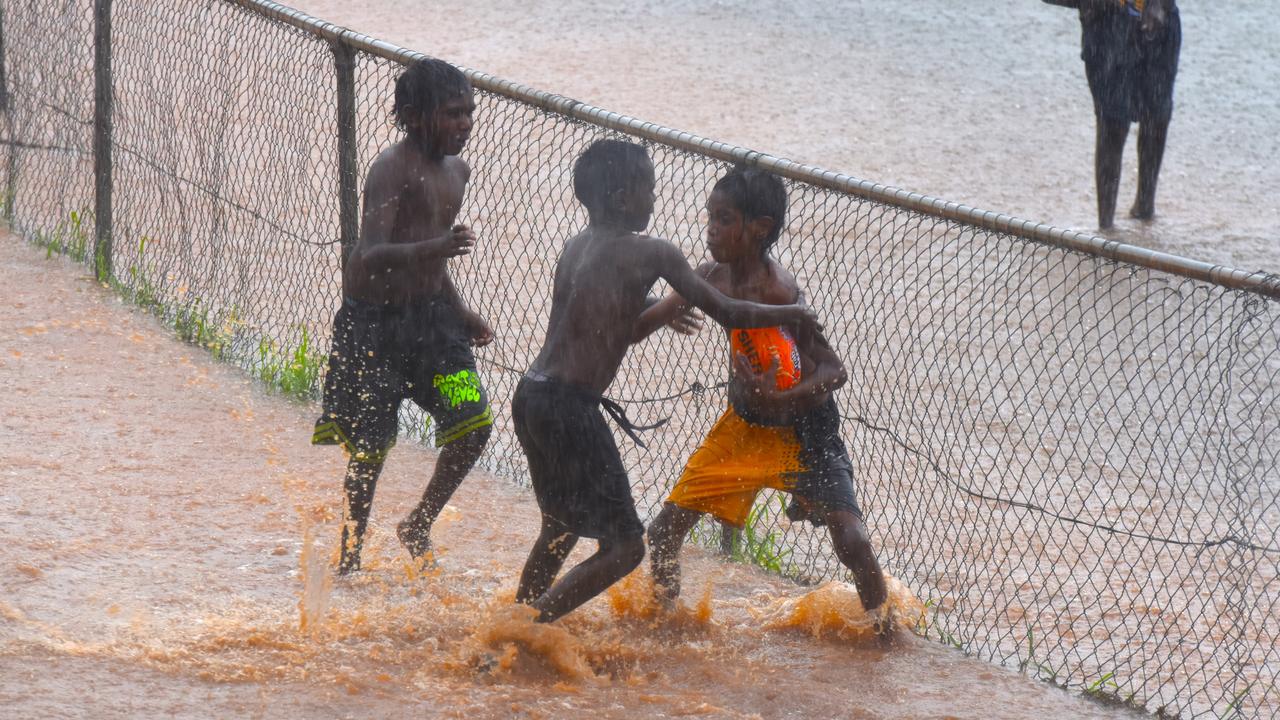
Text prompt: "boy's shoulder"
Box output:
[[747, 258, 801, 305]]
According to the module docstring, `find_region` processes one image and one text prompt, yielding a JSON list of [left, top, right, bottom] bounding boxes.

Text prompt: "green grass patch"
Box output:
[[32, 209, 92, 263], [721, 494, 793, 574], [255, 328, 326, 401]]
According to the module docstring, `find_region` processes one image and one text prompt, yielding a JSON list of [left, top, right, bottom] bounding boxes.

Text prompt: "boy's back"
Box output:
[[534, 227, 692, 395]]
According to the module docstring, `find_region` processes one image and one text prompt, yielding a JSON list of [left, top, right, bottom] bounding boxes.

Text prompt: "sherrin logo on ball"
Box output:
[[731, 326, 801, 390]]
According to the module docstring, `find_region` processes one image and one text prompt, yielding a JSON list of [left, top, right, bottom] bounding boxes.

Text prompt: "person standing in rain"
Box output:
[[1045, 0, 1181, 230]]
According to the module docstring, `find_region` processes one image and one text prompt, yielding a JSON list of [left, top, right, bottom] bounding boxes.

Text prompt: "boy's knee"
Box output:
[[615, 534, 647, 570]]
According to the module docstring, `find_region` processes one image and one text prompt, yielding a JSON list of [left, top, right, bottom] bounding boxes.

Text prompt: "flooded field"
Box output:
[[0, 231, 1149, 718], [2, 1, 1275, 717], [293, 0, 1280, 275]]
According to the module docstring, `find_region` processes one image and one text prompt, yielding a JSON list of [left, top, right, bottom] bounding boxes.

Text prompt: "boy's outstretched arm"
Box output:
[[632, 262, 713, 342], [650, 241, 817, 331], [633, 293, 686, 342]]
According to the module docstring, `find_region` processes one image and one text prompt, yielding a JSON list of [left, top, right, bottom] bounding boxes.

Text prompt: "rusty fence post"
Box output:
[[331, 39, 357, 269], [92, 0, 114, 281]]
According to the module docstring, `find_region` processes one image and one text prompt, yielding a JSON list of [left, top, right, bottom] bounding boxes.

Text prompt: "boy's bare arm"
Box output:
[[649, 241, 816, 330], [632, 262, 713, 342], [791, 325, 849, 398], [441, 271, 494, 346]]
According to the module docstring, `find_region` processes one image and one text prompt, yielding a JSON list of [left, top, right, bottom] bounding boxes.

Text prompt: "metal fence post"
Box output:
[[0, 5, 13, 222], [92, 0, 113, 281], [0, 6, 9, 113], [332, 40, 357, 269]]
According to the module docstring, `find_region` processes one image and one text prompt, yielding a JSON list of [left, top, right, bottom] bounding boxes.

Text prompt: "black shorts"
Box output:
[[511, 377, 645, 542], [1081, 4, 1181, 124], [786, 396, 863, 525], [312, 296, 492, 463]]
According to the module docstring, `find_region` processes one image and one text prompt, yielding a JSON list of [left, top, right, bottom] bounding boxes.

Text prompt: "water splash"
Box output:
[[606, 569, 714, 626], [297, 524, 332, 633], [458, 600, 598, 680], [756, 575, 925, 641]]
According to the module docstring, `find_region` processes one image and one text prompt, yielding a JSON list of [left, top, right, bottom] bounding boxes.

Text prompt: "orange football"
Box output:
[[730, 326, 801, 390]]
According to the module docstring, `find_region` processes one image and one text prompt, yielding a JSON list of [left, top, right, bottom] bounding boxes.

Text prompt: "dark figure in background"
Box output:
[[312, 58, 494, 574], [511, 140, 816, 623], [1046, 0, 1181, 229]]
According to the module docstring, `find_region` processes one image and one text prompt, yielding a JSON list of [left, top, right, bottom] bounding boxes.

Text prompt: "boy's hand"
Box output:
[[462, 310, 494, 347], [426, 224, 476, 258], [667, 308, 705, 336], [732, 352, 786, 405]]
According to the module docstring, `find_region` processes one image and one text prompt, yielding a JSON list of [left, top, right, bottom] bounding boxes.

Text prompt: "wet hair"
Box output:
[[392, 58, 471, 131], [573, 139, 653, 213], [712, 167, 788, 251]]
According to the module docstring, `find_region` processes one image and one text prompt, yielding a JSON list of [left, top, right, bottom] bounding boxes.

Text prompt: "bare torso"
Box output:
[[531, 228, 668, 395], [342, 141, 469, 305]]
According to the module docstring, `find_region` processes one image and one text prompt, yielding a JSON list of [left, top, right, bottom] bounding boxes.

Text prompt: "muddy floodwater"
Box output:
[[5, 0, 1273, 717], [293, 0, 1279, 275], [0, 229, 1149, 717]]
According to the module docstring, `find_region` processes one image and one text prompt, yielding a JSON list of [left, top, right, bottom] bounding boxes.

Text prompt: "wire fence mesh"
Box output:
[[0, 1, 1276, 717]]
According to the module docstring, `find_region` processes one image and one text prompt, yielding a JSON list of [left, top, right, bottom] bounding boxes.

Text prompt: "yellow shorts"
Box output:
[[666, 407, 804, 527]]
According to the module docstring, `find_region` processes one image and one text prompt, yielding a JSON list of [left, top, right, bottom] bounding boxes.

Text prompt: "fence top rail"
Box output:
[[233, 0, 1280, 301]]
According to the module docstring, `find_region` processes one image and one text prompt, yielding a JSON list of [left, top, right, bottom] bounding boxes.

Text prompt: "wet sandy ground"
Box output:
[[0, 232, 1152, 717], [290, 0, 1279, 277]]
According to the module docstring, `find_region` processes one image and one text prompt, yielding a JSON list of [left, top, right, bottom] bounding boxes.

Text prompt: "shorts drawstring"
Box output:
[[523, 371, 668, 449]]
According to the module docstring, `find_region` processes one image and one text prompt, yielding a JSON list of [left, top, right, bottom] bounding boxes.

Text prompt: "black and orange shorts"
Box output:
[[667, 397, 861, 527]]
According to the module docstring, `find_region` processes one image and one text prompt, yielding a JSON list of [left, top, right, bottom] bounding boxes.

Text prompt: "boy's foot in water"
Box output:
[[1129, 202, 1155, 221], [472, 651, 500, 674], [397, 516, 435, 565], [868, 604, 896, 645]]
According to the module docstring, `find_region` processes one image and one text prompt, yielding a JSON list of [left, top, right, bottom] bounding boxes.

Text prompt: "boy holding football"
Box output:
[[637, 167, 891, 633]]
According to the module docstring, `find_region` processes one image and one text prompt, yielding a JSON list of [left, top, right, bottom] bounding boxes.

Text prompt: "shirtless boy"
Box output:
[[313, 58, 493, 574], [640, 167, 892, 633]]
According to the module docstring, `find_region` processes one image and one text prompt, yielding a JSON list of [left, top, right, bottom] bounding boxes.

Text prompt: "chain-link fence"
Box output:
[[1, 1, 1276, 717]]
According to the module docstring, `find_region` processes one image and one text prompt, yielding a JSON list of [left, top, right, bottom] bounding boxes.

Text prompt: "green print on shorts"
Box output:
[[434, 369, 482, 408]]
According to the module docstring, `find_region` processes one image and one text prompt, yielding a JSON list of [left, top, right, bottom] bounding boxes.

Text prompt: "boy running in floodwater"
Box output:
[[640, 167, 892, 633], [512, 140, 817, 624], [313, 58, 493, 574]]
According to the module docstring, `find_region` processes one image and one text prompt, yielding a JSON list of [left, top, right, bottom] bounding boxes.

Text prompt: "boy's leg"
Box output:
[[340, 458, 385, 574], [398, 423, 492, 559], [822, 509, 888, 613], [516, 516, 580, 604], [529, 532, 646, 624], [1130, 117, 1169, 220], [1094, 116, 1130, 230], [647, 502, 704, 606]]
